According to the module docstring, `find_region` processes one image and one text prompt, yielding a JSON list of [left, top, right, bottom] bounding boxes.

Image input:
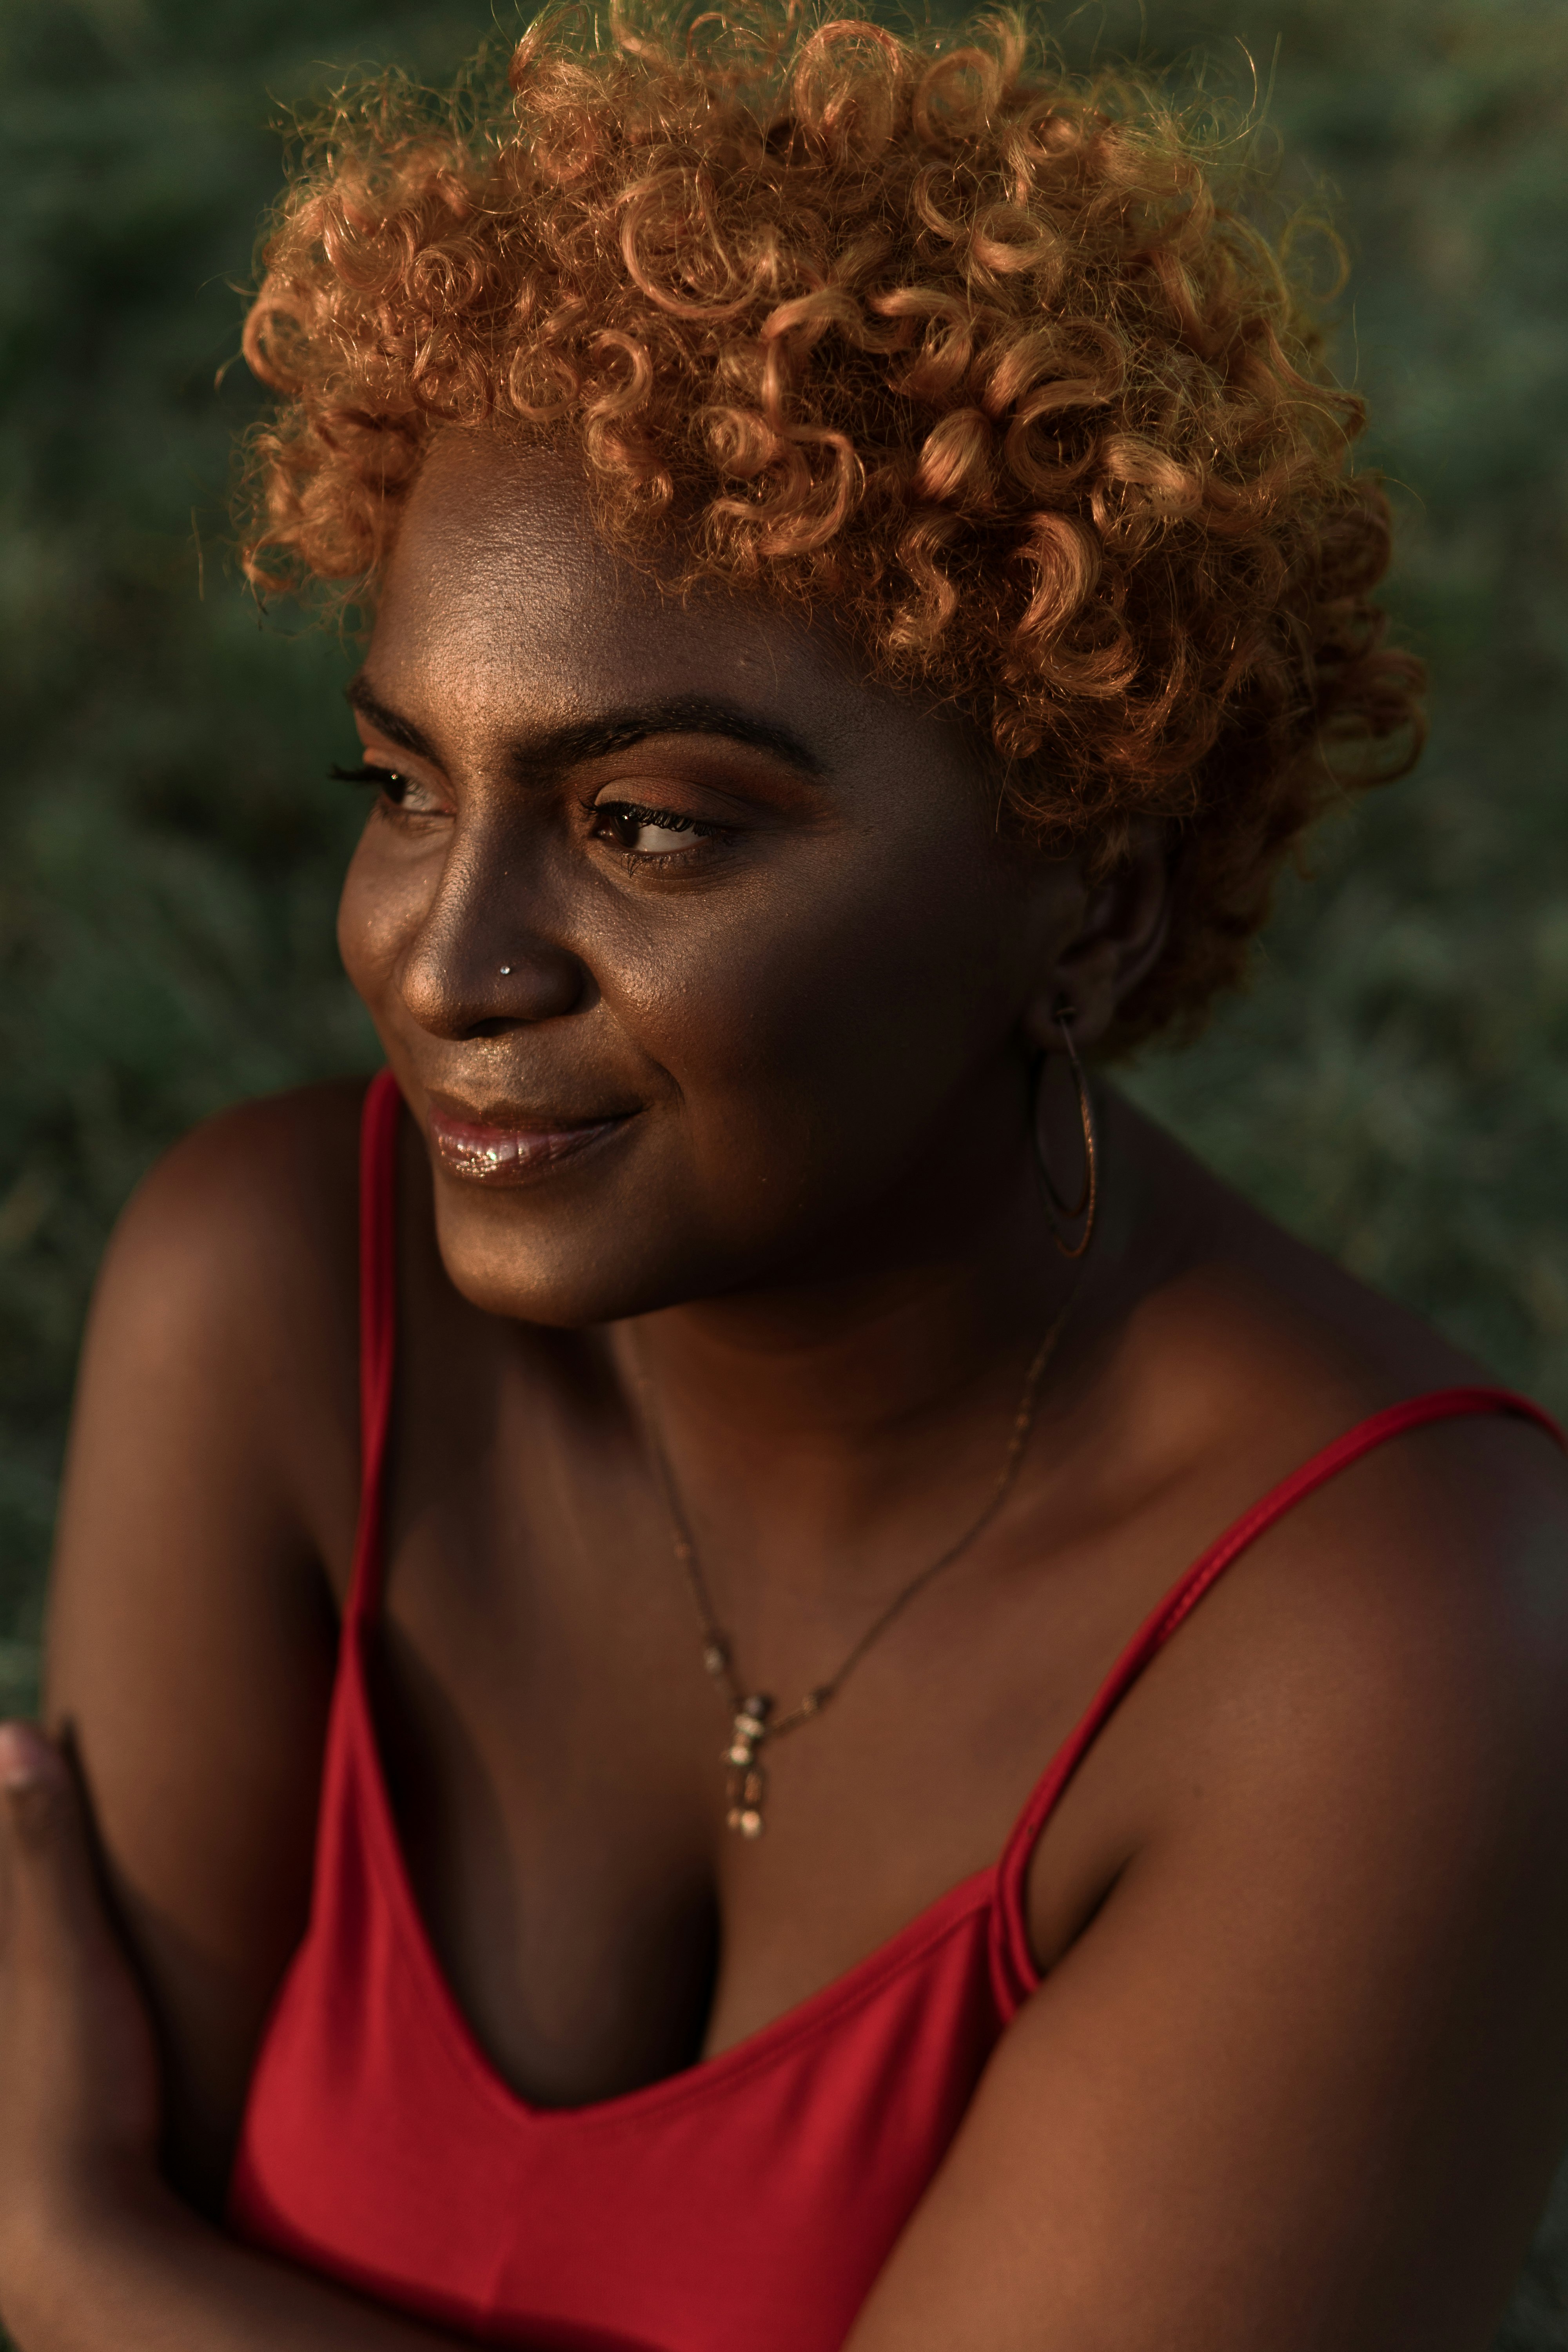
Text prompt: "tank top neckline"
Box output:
[[341, 1599, 1002, 2131], [345, 1066, 1566, 2125]]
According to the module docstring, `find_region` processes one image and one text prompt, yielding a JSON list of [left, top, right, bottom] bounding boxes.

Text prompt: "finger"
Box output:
[[0, 1722, 122, 1975], [0, 1720, 163, 2152]]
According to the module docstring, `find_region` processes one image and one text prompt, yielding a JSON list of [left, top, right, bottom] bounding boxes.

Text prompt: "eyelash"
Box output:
[[330, 762, 414, 801], [330, 768, 726, 868], [590, 800, 724, 866]]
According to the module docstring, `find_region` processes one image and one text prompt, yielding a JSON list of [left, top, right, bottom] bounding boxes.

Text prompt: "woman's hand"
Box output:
[[0, 1718, 486, 2352], [0, 1720, 165, 2309]]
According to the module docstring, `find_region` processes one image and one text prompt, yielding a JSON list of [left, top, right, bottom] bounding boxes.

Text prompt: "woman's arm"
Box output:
[[847, 1415, 1568, 2352], [40, 1087, 365, 2208], [0, 1725, 481, 2352], [0, 1086, 512, 2347]]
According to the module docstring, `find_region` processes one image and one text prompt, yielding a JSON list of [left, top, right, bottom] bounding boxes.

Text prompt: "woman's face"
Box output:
[[338, 431, 1089, 1326]]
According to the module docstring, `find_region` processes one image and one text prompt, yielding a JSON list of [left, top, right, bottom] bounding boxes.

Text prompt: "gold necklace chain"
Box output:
[[632, 1278, 1080, 1838]]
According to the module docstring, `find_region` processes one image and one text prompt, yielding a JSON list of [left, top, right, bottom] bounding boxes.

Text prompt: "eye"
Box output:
[[329, 761, 445, 816], [593, 801, 717, 858]]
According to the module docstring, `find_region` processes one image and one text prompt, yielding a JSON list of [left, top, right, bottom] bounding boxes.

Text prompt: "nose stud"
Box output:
[[499, 965, 512, 975]]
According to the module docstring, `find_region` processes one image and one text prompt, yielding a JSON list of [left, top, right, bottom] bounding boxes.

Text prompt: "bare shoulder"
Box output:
[[101, 1075, 366, 1332], [52, 1072, 374, 1703], [1040, 1093, 1568, 1943], [80, 1077, 369, 1566], [1142, 1399, 1568, 1831]]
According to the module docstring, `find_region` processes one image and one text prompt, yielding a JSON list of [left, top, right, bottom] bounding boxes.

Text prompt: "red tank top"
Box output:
[[229, 1069, 1562, 2351]]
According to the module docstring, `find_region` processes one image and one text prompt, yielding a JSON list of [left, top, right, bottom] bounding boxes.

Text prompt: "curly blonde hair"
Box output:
[[239, 3, 1422, 1051]]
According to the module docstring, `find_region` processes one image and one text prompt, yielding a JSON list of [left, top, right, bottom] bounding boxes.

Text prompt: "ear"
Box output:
[[1020, 823, 1172, 1054]]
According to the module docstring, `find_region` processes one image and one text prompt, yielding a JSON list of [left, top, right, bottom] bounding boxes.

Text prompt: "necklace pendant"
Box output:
[[726, 1768, 766, 1839], [724, 1695, 772, 1838], [724, 1694, 771, 1769]]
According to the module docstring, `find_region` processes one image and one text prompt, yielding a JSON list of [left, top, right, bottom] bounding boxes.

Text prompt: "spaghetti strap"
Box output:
[[347, 1067, 403, 1628], [989, 1383, 1566, 2014]]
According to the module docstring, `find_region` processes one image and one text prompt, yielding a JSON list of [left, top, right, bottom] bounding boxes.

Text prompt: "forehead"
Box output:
[[371, 430, 970, 777]]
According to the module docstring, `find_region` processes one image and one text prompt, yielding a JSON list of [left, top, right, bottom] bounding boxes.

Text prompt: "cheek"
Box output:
[[624, 851, 1028, 1179], [336, 825, 426, 1008]]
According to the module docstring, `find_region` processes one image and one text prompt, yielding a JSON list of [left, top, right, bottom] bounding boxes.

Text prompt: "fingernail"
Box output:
[[0, 1721, 54, 1793]]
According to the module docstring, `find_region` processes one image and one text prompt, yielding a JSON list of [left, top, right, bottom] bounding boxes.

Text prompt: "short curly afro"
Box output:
[[239, 3, 1423, 1052]]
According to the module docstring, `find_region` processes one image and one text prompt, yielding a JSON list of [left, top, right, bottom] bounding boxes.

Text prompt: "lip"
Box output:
[[428, 1101, 635, 1186]]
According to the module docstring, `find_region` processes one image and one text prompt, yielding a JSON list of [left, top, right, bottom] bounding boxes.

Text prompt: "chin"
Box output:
[[428, 1186, 753, 1330]]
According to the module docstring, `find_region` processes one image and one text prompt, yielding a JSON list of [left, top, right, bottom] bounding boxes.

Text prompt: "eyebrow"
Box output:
[[345, 677, 826, 779]]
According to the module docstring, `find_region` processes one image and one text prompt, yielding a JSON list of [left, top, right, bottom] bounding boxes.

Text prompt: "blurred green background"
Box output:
[[0, 0, 1565, 2337]]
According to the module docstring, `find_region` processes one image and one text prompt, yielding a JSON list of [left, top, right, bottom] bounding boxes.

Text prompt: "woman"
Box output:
[[2, 9, 1566, 2347]]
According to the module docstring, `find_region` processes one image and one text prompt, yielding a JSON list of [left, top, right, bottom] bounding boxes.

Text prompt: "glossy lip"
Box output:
[[428, 1102, 635, 1186]]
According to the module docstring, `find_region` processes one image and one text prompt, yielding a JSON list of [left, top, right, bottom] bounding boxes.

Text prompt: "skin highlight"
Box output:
[[336, 433, 1152, 1335]]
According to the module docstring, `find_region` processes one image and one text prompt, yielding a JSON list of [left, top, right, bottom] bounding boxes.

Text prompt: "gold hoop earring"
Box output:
[[1033, 1008, 1098, 1261]]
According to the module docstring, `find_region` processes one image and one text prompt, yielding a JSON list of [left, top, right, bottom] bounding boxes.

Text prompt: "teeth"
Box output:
[[434, 1121, 613, 1177]]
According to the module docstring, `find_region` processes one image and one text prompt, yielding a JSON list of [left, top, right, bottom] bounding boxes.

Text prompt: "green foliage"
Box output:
[[0, 0, 1565, 2338], [0, 0, 483, 1691], [1111, 0, 1568, 1442]]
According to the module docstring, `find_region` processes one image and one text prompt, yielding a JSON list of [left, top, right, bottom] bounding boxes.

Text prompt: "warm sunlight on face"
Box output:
[[336, 432, 1084, 1329]]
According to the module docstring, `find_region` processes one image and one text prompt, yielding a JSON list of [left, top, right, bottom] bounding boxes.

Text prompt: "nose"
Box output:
[[397, 824, 590, 1040]]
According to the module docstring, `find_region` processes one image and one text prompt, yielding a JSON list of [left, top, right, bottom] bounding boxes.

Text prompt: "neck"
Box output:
[[615, 1092, 1152, 1595], [631, 1223, 1069, 1450]]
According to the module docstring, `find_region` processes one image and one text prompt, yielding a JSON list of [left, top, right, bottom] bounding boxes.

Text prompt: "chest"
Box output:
[[363, 1328, 1180, 2110]]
